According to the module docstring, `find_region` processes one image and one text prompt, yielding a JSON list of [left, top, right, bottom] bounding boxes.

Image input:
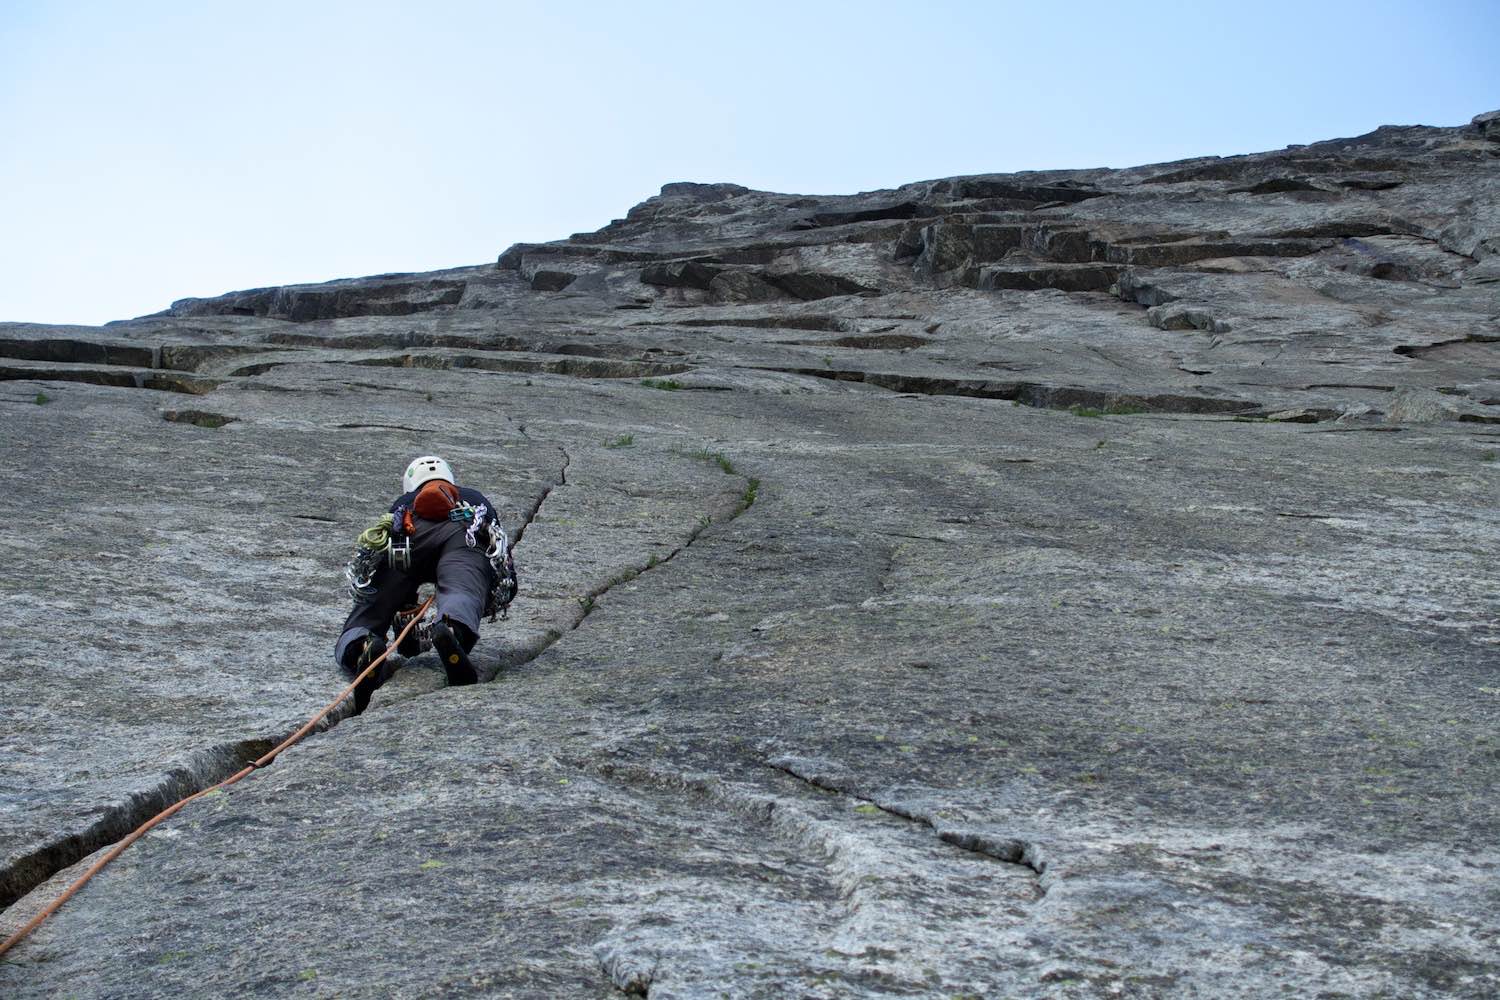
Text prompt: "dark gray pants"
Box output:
[[334, 518, 492, 671]]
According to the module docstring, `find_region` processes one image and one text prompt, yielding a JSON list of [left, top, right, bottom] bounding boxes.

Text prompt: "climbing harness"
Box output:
[[0, 597, 435, 961], [346, 497, 516, 621]]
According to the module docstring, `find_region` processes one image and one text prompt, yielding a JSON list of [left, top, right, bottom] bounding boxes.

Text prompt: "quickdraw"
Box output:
[[344, 547, 382, 602], [483, 518, 518, 620], [461, 503, 487, 548]]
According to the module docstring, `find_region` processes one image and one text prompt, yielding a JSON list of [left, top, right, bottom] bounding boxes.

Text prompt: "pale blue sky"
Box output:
[[2, 0, 1496, 325]]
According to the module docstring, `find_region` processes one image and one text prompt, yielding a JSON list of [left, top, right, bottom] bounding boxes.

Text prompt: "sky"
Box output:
[[1, 0, 1496, 325]]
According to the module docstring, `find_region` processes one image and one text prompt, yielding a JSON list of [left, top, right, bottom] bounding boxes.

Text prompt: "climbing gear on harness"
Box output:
[[345, 548, 381, 602], [431, 618, 478, 686], [464, 503, 488, 548], [403, 455, 453, 494], [484, 521, 518, 620], [0, 597, 435, 961], [345, 514, 412, 601], [357, 513, 395, 551]]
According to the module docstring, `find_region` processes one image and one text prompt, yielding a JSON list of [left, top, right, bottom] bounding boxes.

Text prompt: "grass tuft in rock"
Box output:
[[736, 477, 761, 515], [704, 451, 736, 474], [604, 434, 635, 449], [1481, 450, 1497, 462], [33, 391, 51, 405], [641, 378, 683, 391], [607, 565, 643, 587], [674, 447, 736, 474]]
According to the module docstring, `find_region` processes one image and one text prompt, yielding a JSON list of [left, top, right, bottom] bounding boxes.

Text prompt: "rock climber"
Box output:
[[334, 455, 517, 714]]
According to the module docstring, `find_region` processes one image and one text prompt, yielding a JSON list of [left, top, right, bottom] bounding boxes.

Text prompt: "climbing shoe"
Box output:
[[432, 619, 478, 687], [351, 634, 389, 715]]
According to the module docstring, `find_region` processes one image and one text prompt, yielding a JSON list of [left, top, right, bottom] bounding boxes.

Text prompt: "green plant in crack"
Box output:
[[608, 565, 642, 588], [33, 391, 51, 405], [604, 433, 635, 449], [736, 477, 761, 514], [674, 447, 736, 474], [641, 378, 683, 391]]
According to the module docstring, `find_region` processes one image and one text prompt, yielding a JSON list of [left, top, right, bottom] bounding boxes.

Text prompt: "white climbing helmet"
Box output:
[[403, 455, 454, 494]]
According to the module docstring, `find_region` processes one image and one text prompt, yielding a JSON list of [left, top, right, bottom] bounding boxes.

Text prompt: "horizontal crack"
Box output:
[[764, 756, 1047, 879], [1, 738, 274, 912], [752, 365, 1259, 417]]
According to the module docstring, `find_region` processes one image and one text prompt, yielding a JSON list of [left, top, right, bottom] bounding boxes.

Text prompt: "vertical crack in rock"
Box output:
[[509, 461, 760, 670], [511, 445, 571, 546], [565, 486, 746, 635], [764, 755, 1048, 879]]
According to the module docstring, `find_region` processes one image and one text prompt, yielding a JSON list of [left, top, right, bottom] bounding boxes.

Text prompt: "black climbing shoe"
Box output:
[[351, 635, 388, 715], [431, 619, 478, 687]]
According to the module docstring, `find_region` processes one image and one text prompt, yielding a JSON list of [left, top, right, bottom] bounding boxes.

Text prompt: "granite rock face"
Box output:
[[2, 114, 1499, 998]]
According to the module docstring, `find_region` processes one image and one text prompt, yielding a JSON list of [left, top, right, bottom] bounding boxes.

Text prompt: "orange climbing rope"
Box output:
[[0, 597, 434, 959]]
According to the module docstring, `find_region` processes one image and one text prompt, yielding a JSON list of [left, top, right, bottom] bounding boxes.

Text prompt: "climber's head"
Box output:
[[402, 455, 454, 494]]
